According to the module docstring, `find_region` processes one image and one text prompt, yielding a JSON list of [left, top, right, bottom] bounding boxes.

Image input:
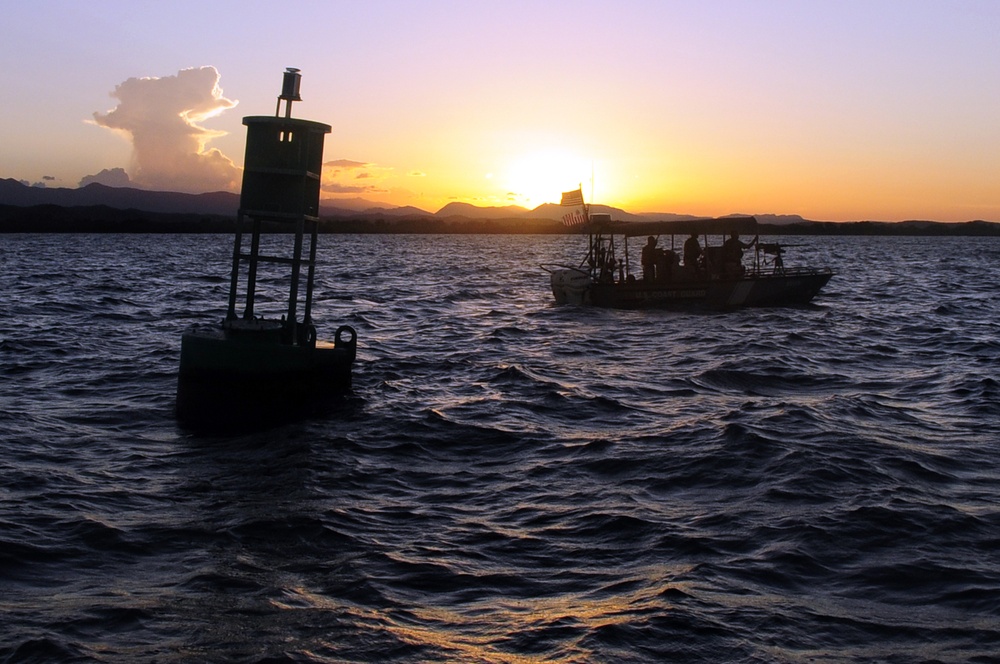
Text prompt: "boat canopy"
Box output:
[[591, 216, 758, 238]]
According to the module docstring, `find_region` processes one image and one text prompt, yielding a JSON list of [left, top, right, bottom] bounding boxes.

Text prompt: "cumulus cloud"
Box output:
[[322, 159, 392, 195], [79, 167, 131, 188], [327, 159, 368, 169], [92, 66, 240, 193]]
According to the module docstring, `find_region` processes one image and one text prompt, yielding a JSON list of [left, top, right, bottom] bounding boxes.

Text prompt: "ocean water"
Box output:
[[1, 232, 998, 663]]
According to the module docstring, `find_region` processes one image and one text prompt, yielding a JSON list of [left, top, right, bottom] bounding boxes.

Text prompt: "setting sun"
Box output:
[[499, 150, 593, 209]]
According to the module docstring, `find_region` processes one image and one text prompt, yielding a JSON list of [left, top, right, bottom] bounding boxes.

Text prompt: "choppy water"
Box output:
[[1, 232, 999, 663]]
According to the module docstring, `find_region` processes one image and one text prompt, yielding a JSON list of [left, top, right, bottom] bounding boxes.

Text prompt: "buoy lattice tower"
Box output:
[[176, 68, 356, 431], [226, 67, 330, 345]]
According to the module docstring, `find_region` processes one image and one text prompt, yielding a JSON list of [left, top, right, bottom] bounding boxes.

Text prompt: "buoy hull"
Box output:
[[176, 325, 355, 431]]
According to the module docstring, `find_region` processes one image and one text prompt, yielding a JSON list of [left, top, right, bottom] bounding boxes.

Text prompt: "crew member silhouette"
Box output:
[[641, 236, 658, 281]]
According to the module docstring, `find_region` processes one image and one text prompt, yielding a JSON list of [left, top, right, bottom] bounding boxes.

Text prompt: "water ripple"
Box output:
[[1, 233, 999, 662]]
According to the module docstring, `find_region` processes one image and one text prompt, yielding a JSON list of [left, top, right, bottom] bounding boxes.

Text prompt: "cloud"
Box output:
[[326, 159, 368, 169], [323, 182, 380, 194], [322, 159, 393, 195], [92, 66, 240, 193], [79, 167, 132, 188]]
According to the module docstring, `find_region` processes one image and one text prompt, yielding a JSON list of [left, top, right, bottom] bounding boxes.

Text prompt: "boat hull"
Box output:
[[176, 324, 356, 431], [551, 268, 832, 309]]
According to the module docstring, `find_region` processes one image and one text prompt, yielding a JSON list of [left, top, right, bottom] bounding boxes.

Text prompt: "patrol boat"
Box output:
[[544, 211, 832, 309], [176, 68, 357, 430]]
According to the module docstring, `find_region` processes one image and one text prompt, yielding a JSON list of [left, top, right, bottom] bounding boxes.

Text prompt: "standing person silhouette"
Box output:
[[684, 232, 702, 269], [641, 236, 658, 281], [722, 233, 756, 276]]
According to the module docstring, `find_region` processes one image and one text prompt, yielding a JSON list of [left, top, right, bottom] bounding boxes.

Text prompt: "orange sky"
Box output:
[[2, 1, 999, 221]]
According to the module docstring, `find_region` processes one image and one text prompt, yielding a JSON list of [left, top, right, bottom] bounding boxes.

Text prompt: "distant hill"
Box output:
[[436, 201, 530, 218], [530, 203, 648, 222], [0, 178, 239, 216], [316, 196, 382, 213], [317, 197, 433, 216], [349, 205, 433, 217], [0, 179, 440, 219]]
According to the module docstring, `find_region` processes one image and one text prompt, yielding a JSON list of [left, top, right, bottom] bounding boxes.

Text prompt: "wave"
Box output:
[[2, 234, 1000, 661]]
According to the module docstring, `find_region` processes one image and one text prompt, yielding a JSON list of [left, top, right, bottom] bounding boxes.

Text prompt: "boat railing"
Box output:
[[539, 263, 590, 276], [551, 225, 829, 285]]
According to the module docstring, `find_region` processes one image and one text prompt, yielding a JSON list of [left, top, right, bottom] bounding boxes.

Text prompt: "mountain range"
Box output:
[[5, 178, 1000, 238], [0, 178, 811, 225]]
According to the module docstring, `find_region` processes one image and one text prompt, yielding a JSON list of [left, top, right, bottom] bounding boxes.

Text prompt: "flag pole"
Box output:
[[589, 161, 595, 218]]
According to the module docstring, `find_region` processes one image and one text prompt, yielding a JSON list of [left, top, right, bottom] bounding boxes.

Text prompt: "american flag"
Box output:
[[561, 209, 589, 227], [560, 188, 585, 207]]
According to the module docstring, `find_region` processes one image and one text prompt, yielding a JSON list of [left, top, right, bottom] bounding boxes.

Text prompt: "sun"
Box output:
[[500, 150, 592, 209]]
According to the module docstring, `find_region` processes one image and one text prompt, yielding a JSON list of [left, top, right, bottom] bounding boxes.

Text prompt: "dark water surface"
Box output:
[[1, 233, 999, 663]]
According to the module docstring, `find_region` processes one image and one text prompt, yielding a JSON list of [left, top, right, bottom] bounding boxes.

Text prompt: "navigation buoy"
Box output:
[[176, 68, 356, 431]]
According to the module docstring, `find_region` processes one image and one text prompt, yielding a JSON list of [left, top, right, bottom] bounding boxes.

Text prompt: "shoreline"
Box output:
[[2, 204, 999, 236]]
